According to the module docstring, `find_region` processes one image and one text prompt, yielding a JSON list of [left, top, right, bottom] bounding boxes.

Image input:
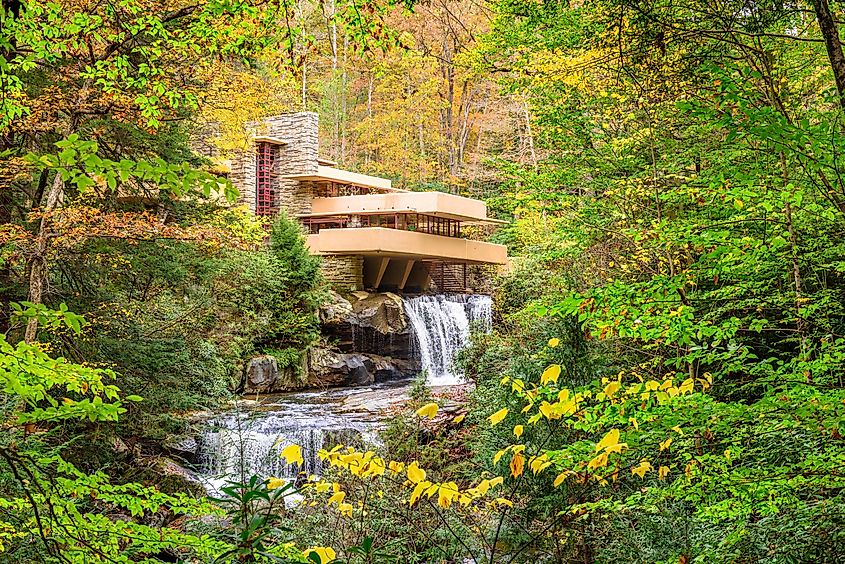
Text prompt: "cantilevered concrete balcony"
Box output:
[[307, 227, 508, 265], [306, 192, 506, 224], [282, 166, 406, 193]]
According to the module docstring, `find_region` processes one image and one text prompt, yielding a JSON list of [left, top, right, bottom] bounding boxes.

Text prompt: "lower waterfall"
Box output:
[[403, 294, 493, 386], [195, 386, 391, 493]]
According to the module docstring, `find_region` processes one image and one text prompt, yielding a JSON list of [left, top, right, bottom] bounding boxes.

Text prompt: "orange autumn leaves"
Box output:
[[31, 206, 259, 252]]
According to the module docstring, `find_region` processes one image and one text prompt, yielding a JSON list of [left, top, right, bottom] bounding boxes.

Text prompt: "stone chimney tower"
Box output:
[[229, 112, 320, 216]]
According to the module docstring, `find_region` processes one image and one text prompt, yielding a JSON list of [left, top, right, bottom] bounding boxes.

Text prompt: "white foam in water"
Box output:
[[403, 294, 493, 386], [195, 387, 388, 494]]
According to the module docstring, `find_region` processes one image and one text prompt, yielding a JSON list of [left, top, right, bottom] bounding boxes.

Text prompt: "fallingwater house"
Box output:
[[196, 112, 507, 392], [224, 112, 508, 293]]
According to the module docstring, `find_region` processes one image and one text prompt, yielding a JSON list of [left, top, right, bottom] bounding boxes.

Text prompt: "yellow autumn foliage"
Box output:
[[488, 407, 509, 426], [416, 402, 439, 419]]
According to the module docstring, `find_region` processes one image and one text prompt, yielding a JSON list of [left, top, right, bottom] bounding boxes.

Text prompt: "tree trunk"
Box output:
[[0, 181, 12, 334], [522, 97, 537, 170], [780, 152, 810, 366], [24, 173, 64, 342], [811, 0, 845, 110]]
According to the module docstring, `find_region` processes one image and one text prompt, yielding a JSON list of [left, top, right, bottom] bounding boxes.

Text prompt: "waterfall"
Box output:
[[194, 386, 393, 493], [403, 294, 493, 386]]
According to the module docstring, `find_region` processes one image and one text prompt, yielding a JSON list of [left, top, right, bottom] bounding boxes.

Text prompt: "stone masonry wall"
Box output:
[[230, 145, 256, 210], [231, 112, 320, 215], [265, 113, 319, 216], [322, 255, 364, 292]]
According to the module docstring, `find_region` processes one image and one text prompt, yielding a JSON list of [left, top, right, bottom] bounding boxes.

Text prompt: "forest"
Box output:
[[1, 0, 845, 562]]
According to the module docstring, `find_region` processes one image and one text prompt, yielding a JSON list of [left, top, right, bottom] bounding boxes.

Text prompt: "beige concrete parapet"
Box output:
[[283, 166, 401, 192], [307, 192, 504, 224], [307, 227, 508, 265]]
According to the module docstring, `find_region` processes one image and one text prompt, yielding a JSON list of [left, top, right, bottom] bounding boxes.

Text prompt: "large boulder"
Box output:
[[147, 456, 206, 497], [368, 355, 421, 382], [308, 348, 373, 387], [319, 290, 355, 326], [320, 291, 414, 358], [351, 292, 407, 334], [163, 434, 199, 463], [307, 348, 420, 388], [243, 355, 298, 394]]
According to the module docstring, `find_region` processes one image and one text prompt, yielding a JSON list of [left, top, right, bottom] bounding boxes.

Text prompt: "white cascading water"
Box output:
[[403, 294, 493, 386], [195, 387, 383, 493]]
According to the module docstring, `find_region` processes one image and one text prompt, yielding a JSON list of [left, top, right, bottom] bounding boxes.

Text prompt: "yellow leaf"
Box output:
[[658, 465, 670, 480], [659, 438, 673, 451], [305, 546, 337, 564], [509, 452, 525, 477], [529, 454, 552, 475], [513, 425, 524, 438], [416, 402, 439, 419], [437, 482, 459, 509], [596, 428, 620, 453], [494, 497, 513, 508], [409, 480, 431, 506], [327, 491, 345, 506], [553, 472, 568, 487], [365, 457, 386, 476], [541, 364, 562, 385], [629, 417, 639, 430], [338, 502, 353, 517], [603, 380, 621, 398], [407, 461, 426, 484], [604, 442, 627, 455], [548, 337, 560, 347], [281, 444, 303, 466], [493, 449, 508, 465], [587, 452, 608, 470], [266, 477, 286, 490], [631, 459, 652, 479], [489, 476, 504, 488], [488, 408, 509, 426], [452, 413, 466, 424]]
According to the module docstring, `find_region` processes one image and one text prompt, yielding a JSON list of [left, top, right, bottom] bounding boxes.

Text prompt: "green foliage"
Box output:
[[23, 135, 236, 201], [211, 476, 305, 563], [0, 309, 222, 561], [42, 210, 325, 436]]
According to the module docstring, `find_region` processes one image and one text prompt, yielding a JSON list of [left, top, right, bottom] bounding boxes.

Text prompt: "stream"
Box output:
[[194, 294, 491, 491]]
